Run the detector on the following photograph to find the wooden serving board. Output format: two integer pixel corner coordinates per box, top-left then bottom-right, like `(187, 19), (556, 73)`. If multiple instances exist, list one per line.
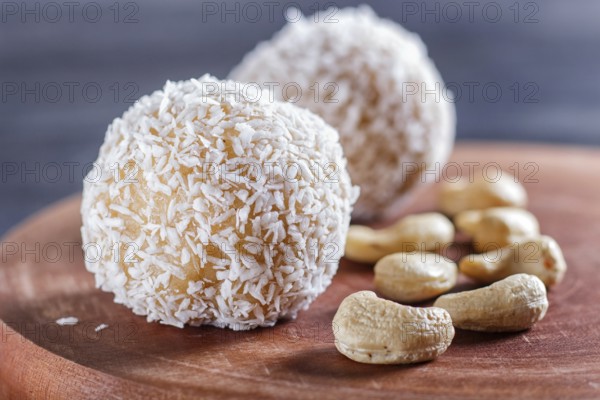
(1, 143), (600, 399)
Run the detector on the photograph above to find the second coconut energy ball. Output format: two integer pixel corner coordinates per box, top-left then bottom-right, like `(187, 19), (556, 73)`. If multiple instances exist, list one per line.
(231, 6), (456, 220)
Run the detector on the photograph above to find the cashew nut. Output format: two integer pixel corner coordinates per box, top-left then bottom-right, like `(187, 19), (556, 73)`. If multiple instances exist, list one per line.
(344, 213), (455, 264)
(333, 291), (455, 364)
(374, 252), (458, 303)
(459, 235), (567, 287)
(455, 207), (540, 252)
(433, 274), (548, 332)
(439, 173), (527, 217)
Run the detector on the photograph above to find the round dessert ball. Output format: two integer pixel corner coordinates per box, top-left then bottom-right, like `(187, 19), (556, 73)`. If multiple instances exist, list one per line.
(230, 6), (455, 220)
(81, 75), (358, 330)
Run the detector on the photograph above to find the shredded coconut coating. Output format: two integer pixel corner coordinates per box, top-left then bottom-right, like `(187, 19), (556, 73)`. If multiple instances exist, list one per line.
(81, 75), (358, 330)
(230, 6), (455, 220)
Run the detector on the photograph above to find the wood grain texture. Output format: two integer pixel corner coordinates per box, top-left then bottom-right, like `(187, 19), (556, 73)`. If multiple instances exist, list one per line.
(1, 143), (599, 399)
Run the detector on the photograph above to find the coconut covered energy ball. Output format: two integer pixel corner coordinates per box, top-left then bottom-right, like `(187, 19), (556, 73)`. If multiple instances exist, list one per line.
(230, 6), (455, 220)
(81, 75), (358, 330)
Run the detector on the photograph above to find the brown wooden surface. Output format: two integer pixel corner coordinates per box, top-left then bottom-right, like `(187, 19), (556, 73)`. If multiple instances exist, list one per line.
(1, 142), (600, 399)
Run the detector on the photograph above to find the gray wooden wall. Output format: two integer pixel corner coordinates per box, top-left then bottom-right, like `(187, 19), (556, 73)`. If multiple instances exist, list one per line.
(1, 0), (599, 234)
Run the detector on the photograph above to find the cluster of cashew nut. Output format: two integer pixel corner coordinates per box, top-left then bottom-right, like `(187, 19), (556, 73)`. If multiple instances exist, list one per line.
(333, 170), (567, 364)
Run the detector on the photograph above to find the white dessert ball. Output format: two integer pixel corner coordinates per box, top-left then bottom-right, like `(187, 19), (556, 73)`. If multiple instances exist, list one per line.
(81, 75), (358, 330)
(230, 6), (455, 220)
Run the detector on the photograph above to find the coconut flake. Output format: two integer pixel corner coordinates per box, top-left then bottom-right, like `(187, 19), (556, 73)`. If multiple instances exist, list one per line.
(56, 317), (79, 326)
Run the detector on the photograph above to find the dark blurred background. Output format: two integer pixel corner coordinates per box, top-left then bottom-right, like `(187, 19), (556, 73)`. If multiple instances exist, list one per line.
(1, 0), (598, 234)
